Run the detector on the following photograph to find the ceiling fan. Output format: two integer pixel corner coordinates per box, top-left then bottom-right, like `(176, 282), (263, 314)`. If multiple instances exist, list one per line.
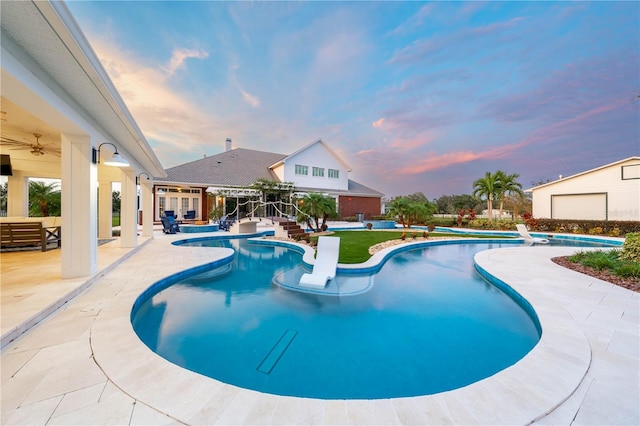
(0, 133), (61, 157)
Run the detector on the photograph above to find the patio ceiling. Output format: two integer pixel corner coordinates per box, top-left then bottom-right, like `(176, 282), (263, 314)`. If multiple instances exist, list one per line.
(0, 1), (166, 178)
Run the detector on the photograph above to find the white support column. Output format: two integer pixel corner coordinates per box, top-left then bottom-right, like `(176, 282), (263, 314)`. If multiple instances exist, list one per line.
(60, 133), (97, 278)
(141, 180), (153, 237)
(7, 171), (28, 217)
(120, 169), (137, 248)
(98, 179), (113, 239)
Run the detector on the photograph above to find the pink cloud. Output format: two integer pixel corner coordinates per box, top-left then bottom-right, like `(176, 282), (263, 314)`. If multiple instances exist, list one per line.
(390, 132), (436, 149)
(393, 142), (526, 175)
(372, 118), (384, 128)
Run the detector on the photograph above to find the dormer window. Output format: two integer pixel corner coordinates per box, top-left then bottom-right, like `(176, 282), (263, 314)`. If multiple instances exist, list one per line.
(328, 168), (339, 179)
(312, 167), (325, 177)
(295, 164), (308, 175)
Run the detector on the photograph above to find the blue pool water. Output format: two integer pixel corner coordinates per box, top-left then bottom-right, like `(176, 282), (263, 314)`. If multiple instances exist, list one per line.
(132, 238), (543, 399)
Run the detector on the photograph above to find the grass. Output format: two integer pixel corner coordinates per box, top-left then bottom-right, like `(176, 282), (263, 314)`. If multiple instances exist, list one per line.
(314, 230), (512, 264)
(568, 250), (640, 279)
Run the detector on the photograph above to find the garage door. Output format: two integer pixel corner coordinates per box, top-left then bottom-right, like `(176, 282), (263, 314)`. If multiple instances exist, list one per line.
(551, 193), (607, 220)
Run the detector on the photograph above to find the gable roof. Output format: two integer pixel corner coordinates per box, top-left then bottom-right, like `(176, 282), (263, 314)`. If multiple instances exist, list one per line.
(526, 156), (640, 192)
(157, 144), (384, 198)
(155, 148), (287, 187)
(269, 139), (352, 172)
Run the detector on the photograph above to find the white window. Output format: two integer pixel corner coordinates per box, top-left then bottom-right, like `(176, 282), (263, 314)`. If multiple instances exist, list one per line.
(312, 167), (325, 177)
(328, 169), (339, 179)
(158, 196), (166, 216)
(295, 164), (308, 175)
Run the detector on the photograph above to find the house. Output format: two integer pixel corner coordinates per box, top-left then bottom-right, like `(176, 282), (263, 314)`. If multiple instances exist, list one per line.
(1, 1), (166, 278)
(526, 157), (640, 221)
(153, 139), (383, 222)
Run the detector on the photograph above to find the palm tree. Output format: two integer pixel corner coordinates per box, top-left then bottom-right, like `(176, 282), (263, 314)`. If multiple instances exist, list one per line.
(297, 192), (336, 232)
(388, 196), (434, 228)
(29, 180), (60, 217)
(495, 171), (524, 219)
(472, 172), (498, 221)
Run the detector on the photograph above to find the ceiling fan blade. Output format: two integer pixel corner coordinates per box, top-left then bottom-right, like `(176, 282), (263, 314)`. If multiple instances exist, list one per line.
(1, 137), (30, 146)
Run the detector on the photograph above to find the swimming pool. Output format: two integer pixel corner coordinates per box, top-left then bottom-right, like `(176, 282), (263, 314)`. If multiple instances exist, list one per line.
(132, 237), (544, 399)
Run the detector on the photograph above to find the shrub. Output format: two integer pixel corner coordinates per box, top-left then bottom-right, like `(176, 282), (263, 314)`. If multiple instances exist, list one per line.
(588, 227), (603, 235)
(495, 219), (516, 230)
(614, 261), (640, 278)
(569, 249), (640, 279)
(427, 217), (457, 227)
(579, 250), (618, 271)
(534, 219), (640, 236)
(621, 232), (640, 262)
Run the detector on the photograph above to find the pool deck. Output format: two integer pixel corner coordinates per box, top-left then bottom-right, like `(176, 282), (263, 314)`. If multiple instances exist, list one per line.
(1, 229), (638, 425)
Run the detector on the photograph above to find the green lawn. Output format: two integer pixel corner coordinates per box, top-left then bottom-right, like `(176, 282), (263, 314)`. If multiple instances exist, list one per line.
(318, 230), (511, 264)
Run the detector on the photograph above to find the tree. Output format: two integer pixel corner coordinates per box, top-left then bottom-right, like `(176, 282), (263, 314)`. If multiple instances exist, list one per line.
(112, 191), (121, 213)
(297, 192), (336, 232)
(434, 194), (454, 214)
(388, 196), (435, 228)
(434, 194), (481, 214)
(503, 191), (532, 219)
(405, 192), (428, 203)
(451, 194), (480, 212)
(472, 172), (498, 221)
(29, 180), (61, 217)
(495, 171), (524, 219)
(0, 182), (7, 214)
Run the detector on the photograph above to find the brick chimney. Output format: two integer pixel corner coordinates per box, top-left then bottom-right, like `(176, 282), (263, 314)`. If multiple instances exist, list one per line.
(225, 138), (232, 152)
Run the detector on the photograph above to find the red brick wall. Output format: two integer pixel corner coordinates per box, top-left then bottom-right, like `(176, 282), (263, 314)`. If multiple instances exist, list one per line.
(338, 196), (381, 220)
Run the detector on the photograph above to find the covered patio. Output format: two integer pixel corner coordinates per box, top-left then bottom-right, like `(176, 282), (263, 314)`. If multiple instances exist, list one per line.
(1, 0), (165, 289)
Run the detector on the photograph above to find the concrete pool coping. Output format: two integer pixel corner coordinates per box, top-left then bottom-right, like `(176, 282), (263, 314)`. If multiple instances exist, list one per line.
(2, 231), (638, 424)
(90, 237), (620, 424)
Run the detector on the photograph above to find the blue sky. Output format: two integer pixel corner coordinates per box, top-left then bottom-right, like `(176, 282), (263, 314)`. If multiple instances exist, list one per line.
(66, 1), (639, 198)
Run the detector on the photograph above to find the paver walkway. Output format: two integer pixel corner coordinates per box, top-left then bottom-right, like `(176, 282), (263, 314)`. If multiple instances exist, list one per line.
(1, 233), (638, 425)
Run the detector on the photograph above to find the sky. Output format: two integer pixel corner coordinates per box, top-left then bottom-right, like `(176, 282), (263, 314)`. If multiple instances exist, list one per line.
(66, 1), (639, 198)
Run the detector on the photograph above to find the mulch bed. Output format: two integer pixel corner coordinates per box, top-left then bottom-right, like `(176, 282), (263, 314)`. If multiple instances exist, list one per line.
(551, 256), (640, 293)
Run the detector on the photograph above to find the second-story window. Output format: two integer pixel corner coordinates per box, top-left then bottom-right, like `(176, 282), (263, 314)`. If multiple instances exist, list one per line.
(312, 167), (325, 177)
(328, 168), (339, 179)
(295, 164), (308, 175)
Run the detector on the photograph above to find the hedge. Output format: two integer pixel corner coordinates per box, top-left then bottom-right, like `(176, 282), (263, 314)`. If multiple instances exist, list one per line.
(529, 219), (640, 237)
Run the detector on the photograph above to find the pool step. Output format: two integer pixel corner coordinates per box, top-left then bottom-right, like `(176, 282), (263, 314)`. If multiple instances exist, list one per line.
(257, 329), (298, 374)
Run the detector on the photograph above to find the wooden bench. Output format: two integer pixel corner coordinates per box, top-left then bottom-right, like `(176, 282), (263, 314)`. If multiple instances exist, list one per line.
(1, 222), (61, 252)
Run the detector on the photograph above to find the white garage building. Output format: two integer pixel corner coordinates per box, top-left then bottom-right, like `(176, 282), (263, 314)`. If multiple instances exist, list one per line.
(527, 157), (640, 221)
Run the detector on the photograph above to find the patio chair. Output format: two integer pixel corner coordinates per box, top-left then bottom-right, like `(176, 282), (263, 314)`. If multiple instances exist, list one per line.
(218, 214), (234, 231)
(161, 216), (180, 234)
(299, 236), (340, 289)
(516, 224), (549, 244)
(184, 210), (196, 220)
(164, 210), (175, 219)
